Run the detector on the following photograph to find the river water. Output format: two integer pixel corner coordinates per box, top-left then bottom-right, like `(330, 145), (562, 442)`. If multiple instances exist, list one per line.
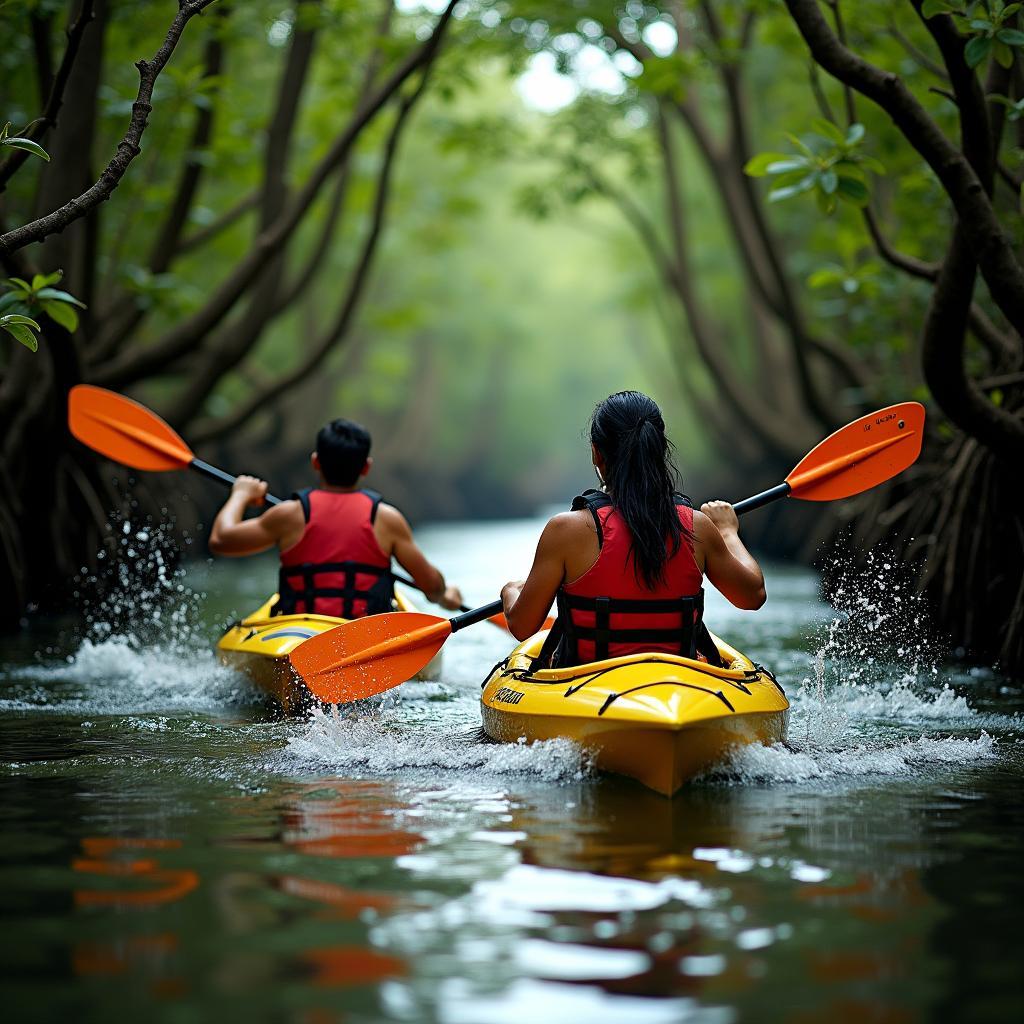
(1, 517), (1022, 1023)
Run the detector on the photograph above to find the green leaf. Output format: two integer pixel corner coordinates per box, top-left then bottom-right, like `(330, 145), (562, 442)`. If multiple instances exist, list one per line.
(744, 152), (790, 176)
(820, 169), (839, 194)
(921, 0), (959, 17)
(770, 168), (819, 188)
(836, 177), (870, 205)
(31, 274), (47, 291)
(0, 314), (41, 328)
(833, 159), (868, 182)
(0, 122), (8, 142)
(35, 287), (86, 307)
(2, 322), (38, 352)
(1003, 3), (1023, 17)
(811, 117), (845, 144)
(769, 175), (816, 202)
(996, 28), (1024, 44)
(968, 18), (994, 30)
(4, 277), (32, 293)
(845, 122), (865, 145)
(857, 154), (887, 175)
(765, 157), (813, 174)
(784, 132), (816, 157)
(41, 300), (78, 332)
(0, 292), (21, 313)
(807, 267), (845, 289)
(0, 136), (50, 161)
(965, 35), (993, 67)
(994, 39), (1014, 65)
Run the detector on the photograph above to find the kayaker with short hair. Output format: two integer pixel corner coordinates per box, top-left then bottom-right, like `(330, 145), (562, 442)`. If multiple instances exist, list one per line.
(500, 391), (765, 667)
(209, 418), (463, 617)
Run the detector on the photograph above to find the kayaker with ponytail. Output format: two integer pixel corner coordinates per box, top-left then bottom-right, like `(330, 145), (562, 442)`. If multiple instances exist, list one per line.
(209, 418), (463, 617)
(501, 391), (765, 667)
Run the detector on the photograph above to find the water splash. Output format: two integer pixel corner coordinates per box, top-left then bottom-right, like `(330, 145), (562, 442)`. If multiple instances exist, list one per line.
(3, 519), (255, 715)
(283, 707), (593, 785)
(794, 547), (959, 744)
(711, 732), (997, 784)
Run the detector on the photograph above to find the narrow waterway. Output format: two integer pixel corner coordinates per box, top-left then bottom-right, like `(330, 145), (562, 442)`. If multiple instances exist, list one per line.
(2, 517), (1021, 1023)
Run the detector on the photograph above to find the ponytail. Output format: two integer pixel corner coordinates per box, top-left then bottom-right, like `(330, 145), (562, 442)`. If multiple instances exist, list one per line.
(589, 391), (690, 589)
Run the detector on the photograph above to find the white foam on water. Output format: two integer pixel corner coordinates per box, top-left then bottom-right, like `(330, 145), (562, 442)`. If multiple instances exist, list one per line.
(709, 732), (997, 784)
(281, 707), (593, 784)
(1, 635), (255, 714)
(1, 520), (259, 716)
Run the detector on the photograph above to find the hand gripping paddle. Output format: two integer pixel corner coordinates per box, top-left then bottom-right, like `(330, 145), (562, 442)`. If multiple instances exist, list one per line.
(66, 384), (512, 626)
(289, 402), (926, 704)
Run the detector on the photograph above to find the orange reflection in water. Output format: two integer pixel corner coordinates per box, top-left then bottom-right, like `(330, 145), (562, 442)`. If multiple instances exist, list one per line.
(73, 837), (199, 908)
(302, 945), (406, 988)
(279, 781), (423, 860)
(279, 875), (396, 920)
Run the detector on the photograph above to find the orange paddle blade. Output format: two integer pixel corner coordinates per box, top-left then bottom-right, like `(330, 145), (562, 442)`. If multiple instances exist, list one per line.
(786, 402), (925, 502)
(289, 611), (452, 704)
(68, 385), (194, 472)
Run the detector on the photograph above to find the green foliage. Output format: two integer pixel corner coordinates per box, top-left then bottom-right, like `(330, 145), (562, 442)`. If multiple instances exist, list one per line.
(0, 119), (49, 161)
(0, 312), (41, 351)
(745, 120), (886, 215)
(921, 0), (1024, 68)
(0, 271), (87, 342)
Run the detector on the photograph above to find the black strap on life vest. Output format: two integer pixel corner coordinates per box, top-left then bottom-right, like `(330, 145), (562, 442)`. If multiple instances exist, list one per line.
(535, 489), (721, 668)
(553, 587), (706, 664)
(572, 488), (694, 549)
(274, 561), (395, 618)
(273, 487), (394, 617)
(293, 487), (384, 523)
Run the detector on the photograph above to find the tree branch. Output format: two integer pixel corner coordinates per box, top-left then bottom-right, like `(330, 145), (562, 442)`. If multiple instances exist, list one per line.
(782, 0), (1024, 339)
(0, 1), (97, 193)
(174, 189), (258, 254)
(147, 5), (228, 273)
(886, 22), (948, 80)
(92, 0), (457, 390)
(0, 0), (217, 252)
(189, 70), (424, 443)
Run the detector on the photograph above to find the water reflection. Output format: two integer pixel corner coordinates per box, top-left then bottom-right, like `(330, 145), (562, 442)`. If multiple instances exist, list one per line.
(73, 837), (199, 908)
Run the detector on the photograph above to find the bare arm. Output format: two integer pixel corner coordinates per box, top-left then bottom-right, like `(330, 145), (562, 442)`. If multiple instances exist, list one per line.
(208, 476), (300, 556)
(696, 502), (766, 610)
(501, 514), (575, 641)
(377, 504), (462, 610)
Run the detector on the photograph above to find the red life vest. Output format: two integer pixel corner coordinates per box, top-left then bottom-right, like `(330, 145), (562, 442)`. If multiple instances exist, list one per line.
(552, 490), (705, 666)
(274, 488), (394, 618)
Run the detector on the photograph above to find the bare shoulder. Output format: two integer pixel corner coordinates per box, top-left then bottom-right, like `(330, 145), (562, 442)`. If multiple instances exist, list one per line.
(691, 509), (721, 545)
(542, 510), (594, 544)
(376, 502), (412, 536)
(262, 498), (303, 525)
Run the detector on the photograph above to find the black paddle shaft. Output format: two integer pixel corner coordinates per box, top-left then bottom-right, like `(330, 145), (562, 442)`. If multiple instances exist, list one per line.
(732, 481), (792, 516)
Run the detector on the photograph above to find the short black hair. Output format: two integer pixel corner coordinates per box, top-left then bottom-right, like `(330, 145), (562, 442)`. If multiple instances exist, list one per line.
(316, 418), (371, 485)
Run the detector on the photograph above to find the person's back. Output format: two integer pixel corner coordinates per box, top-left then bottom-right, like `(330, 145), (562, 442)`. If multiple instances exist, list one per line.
(500, 391), (766, 667)
(208, 418), (462, 617)
(555, 489), (703, 664)
(276, 487), (393, 618)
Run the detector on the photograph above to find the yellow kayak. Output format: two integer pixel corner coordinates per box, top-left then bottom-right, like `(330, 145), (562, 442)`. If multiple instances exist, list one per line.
(217, 592), (439, 714)
(480, 630), (788, 796)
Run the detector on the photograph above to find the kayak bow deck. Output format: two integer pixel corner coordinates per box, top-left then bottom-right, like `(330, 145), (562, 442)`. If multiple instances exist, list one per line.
(218, 592), (439, 713)
(480, 630), (789, 796)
